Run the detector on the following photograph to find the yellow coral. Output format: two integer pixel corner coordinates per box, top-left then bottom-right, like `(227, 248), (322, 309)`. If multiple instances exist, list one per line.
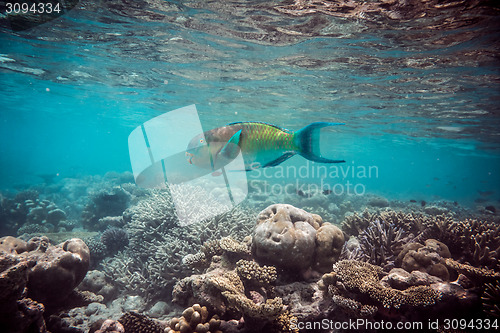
(236, 259), (277, 285)
(166, 304), (222, 333)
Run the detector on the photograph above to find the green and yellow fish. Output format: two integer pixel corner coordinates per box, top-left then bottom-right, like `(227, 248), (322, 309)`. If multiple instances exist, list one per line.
(186, 121), (345, 171)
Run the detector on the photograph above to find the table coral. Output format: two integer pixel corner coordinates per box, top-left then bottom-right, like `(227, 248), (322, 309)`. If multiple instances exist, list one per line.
(323, 260), (442, 309)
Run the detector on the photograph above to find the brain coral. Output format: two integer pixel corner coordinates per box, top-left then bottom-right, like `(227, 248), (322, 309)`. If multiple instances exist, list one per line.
(252, 204), (344, 271)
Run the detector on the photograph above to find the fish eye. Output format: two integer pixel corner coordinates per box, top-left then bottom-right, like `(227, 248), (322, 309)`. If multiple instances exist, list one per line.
(199, 139), (204, 143)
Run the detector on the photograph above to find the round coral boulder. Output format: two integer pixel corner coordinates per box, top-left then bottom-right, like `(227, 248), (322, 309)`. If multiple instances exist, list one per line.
(23, 238), (90, 304)
(314, 222), (345, 273)
(252, 204), (319, 270)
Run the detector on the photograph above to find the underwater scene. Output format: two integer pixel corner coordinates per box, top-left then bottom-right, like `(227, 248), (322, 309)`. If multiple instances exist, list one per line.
(1, 0), (500, 332)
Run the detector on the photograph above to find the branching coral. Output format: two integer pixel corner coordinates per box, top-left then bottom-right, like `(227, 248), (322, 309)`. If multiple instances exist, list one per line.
(174, 260), (286, 331)
(442, 219), (500, 270)
(358, 219), (406, 266)
(103, 184), (256, 305)
(118, 311), (164, 333)
(101, 227), (129, 254)
(482, 282), (500, 318)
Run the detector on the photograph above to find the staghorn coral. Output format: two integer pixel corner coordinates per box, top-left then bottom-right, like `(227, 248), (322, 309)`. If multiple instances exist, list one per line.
(322, 260), (442, 309)
(118, 311), (164, 333)
(482, 282), (500, 318)
(166, 304), (222, 333)
(358, 219), (406, 267)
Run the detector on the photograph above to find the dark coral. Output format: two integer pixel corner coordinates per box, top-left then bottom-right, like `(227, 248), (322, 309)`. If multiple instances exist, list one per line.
(358, 219), (406, 267)
(119, 311), (164, 333)
(320, 260), (442, 310)
(482, 282), (500, 318)
(100, 227), (129, 254)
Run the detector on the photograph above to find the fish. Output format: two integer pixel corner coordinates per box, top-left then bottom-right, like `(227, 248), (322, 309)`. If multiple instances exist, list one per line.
(185, 121), (345, 171)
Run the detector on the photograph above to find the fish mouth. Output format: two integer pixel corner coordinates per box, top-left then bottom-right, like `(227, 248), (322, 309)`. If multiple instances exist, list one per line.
(186, 152), (194, 164)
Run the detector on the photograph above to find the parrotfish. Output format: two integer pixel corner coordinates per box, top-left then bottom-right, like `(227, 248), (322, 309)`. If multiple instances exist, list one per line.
(186, 121), (344, 171)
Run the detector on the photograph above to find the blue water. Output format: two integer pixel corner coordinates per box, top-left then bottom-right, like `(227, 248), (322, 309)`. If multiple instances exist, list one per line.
(1, 0), (499, 207)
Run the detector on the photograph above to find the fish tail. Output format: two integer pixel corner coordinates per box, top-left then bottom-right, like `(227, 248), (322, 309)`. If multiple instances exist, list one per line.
(295, 122), (345, 163)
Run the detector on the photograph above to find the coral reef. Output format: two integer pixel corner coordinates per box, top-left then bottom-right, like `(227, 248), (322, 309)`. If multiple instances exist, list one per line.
(0, 235), (90, 307)
(173, 257), (287, 332)
(252, 204), (344, 272)
(441, 219), (500, 270)
(482, 282), (500, 318)
(24, 237), (90, 305)
(103, 188), (256, 304)
(357, 218), (406, 267)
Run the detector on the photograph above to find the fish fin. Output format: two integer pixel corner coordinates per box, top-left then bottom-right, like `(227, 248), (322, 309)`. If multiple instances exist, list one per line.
(219, 129), (242, 159)
(262, 152), (296, 168)
(295, 122), (345, 163)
